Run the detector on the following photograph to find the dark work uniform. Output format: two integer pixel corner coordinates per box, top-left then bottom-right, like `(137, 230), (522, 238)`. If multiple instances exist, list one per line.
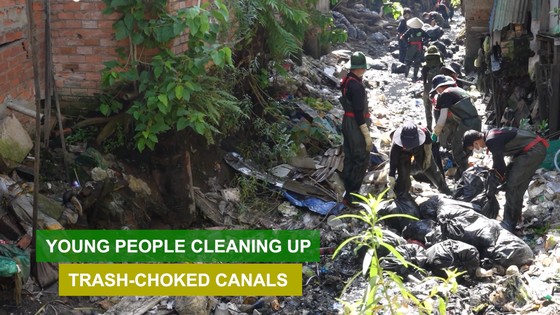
(427, 11), (449, 29)
(339, 73), (370, 202)
(435, 87), (481, 176)
(421, 55), (443, 130)
(402, 28), (431, 79)
(397, 17), (409, 63)
(485, 128), (548, 230)
(389, 127), (450, 195)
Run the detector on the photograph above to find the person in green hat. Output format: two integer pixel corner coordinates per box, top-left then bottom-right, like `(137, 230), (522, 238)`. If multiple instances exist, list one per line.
(420, 45), (444, 131)
(339, 51), (373, 207)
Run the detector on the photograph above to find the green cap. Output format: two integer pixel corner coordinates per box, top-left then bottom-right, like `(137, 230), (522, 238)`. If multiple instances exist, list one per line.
(347, 52), (367, 69)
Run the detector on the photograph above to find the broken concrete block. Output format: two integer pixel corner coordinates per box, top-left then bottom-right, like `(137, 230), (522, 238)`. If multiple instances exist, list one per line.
(0, 115), (32, 172)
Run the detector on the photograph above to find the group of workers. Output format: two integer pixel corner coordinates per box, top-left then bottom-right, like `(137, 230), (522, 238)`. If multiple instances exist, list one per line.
(338, 4), (548, 234)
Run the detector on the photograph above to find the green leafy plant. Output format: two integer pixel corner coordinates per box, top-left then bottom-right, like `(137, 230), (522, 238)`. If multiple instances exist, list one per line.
(65, 126), (97, 145)
(100, 0), (244, 151)
(334, 191), (464, 314)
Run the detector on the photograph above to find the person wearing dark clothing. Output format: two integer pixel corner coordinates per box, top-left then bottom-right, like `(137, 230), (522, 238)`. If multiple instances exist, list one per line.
(421, 46), (444, 131)
(397, 8), (413, 63)
(440, 64), (464, 88)
(387, 121), (451, 197)
(431, 75), (481, 178)
(435, 3), (450, 24)
(463, 128), (548, 233)
(339, 52), (372, 206)
(401, 17), (430, 81)
(423, 11), (449, 29)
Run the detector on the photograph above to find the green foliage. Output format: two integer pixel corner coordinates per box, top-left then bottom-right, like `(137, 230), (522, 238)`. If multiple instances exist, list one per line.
(315, 13), (347, 46)
(382, 2), (404, 20)
(100, 0), (244, 151)
(65, 127), (97, 145)
(334, 191), (464, 314)
(102, 123), (127, 153)
(519, 118), (548, 136)
(450, 0), (462, 8)
(230, 0), (308, 62)
(231, 174), (280, 214)
(240, 116), (297, 169)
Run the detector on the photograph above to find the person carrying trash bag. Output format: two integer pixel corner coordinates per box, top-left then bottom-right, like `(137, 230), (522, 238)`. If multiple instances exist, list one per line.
(401, 17), (430, 81)
(462, 127), (548, 234)
(431, 74), (481, 179)
(339, 51), (373, 207)
(387, 121), (452, 198)
(421, 45), (444, 131)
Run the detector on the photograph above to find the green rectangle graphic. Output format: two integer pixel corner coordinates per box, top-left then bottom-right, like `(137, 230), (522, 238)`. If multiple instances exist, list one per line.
(36, 230), (320, 263)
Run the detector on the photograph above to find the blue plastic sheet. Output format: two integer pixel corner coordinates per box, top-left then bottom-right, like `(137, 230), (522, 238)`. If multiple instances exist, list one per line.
(282, 190), (345, 215)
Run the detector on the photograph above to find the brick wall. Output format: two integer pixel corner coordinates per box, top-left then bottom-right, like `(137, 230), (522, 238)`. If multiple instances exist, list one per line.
(1, 0), (207, 110)
(0, 0), (39, 104)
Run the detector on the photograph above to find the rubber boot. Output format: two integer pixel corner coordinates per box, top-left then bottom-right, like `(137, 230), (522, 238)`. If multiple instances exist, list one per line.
(404, 65), (410, 78)
(412, 67), (419, 81)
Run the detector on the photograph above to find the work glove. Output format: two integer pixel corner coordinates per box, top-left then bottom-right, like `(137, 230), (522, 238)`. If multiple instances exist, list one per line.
(433, 124), (443, 137)
(431, 132), (438, 142)
(423, 143), (432, 170)
(386, 176), (396, 199)
(360, 124), (373, 152)
(488, 169), (506, 191)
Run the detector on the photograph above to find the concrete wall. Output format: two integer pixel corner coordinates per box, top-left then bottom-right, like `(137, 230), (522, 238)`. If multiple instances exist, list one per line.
(463, 0), (494, 72)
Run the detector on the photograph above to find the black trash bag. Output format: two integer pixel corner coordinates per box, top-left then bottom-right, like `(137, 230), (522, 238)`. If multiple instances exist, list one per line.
(420, 195), (482, 220)
(470, 171), (501, 219)
(425, 240), (480, 277)
(380, 244), (427, 279)
(357, 228), (407, 260)
(425, 225), (444, 247)
(426, 26), (444, 41)
(378, 195), (421, 233)
(402, 219), (436, 244)
(438, 205), (501, 252)
(377, 229), (407, 258)
(418, 195), (440, 220)
(453, 166), (488, 201)
(484, 227), (534, 267)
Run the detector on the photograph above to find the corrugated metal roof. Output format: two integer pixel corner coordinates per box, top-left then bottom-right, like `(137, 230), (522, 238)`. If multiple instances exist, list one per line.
(490, 0), (530, 31)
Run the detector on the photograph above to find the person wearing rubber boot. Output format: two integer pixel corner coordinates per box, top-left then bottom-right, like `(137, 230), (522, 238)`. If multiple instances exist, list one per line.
(463, 128), (548, 234)
(431, 75), (481, 179)
(397, 7), (413, 63)
(387, 121), (452, 198)
(339, 52), (373, 207)
(421, 45), (444, 131)
(401, 17), (430, 81)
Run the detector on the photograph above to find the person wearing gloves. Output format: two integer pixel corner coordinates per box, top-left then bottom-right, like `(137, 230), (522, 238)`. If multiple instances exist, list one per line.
(463, 128), (548, 233)
(401, 17), (430, 81)
(421, 45), (444, 131)
(431, 75), (481, 179)
(339, 51), (372, 207)
(387, 121), (452, 198)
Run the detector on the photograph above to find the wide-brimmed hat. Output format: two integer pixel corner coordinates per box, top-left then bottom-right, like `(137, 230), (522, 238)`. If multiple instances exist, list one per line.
(345, 51), (374, 69)
(430, 74), (456, 93)
(407, 17), (424, 29)
(440, 64), (457, 76)
(393, 121), (425, 150)
(426, 45), (440, 56)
